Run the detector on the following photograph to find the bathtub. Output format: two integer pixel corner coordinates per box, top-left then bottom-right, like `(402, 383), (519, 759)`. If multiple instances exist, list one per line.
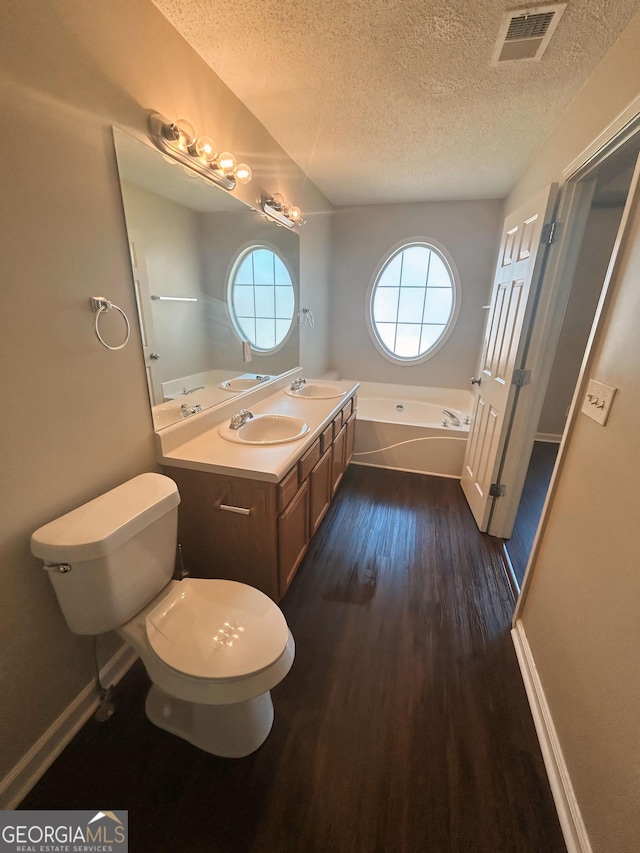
(349, 381), (473, 479)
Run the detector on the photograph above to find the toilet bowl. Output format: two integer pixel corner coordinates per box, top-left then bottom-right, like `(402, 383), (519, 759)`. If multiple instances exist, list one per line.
(118, 577), (295, 756)
(31, 473), (294, 758)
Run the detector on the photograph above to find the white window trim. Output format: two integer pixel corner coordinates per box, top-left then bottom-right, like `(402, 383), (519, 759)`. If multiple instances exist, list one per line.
(227, 241), (298, 357)
(365, 236), (461, 365)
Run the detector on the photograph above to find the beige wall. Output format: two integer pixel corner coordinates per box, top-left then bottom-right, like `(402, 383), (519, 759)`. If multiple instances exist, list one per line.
(0, 0), (331, 798)
(509, 10), (640, 852)
(328, 201), (503, 388)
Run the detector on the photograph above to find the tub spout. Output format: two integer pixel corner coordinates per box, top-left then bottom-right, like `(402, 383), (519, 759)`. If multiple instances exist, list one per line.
(442, 409), (461, 427)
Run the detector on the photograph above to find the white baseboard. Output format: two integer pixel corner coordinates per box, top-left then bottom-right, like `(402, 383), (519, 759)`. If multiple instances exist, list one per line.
(535, 432), (563, 443)
(511, 621), (592, 853)
(0, 644), (138, 810)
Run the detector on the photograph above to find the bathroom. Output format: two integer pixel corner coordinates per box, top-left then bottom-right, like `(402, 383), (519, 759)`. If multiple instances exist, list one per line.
(2, 2), (640, 851)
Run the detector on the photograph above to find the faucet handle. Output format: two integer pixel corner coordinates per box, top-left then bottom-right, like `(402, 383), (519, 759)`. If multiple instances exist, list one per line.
(230, 409), (254, 429)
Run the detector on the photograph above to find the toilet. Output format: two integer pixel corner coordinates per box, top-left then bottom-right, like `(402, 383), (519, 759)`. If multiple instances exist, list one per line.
(30, 473), (295, 758)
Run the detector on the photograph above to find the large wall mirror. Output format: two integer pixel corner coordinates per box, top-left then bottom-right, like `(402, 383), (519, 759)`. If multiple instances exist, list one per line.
(112, 127), (300, 430)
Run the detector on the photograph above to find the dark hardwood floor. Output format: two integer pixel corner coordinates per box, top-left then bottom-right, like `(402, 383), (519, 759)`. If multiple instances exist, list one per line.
(506, 441), (560, 587)
(20, 466), (565, 853)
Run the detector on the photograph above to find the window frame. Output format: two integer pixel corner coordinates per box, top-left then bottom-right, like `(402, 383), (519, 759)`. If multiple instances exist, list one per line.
(365, 237), (461, 365)
(227, 241), (297, 356)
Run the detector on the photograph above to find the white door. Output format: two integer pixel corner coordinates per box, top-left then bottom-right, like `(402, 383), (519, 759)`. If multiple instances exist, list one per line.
(129, 234), (163, 406)
(461, 185), (557, 531)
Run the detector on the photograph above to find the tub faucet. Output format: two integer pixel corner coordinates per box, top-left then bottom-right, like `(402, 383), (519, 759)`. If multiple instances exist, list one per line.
(290, 377), (307, 391)
(183, 385), (205, 395)
(230, 409), (254, 430)
(442, 409), (461, 427)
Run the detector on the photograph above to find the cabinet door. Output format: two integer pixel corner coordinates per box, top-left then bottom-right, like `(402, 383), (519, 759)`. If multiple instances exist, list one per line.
(345, 411), (356, 467)
(165, 466), (279, 601)
(309, 447), (332, 536)
(278, 479), (310, 596)
(331, 425), (347, 496)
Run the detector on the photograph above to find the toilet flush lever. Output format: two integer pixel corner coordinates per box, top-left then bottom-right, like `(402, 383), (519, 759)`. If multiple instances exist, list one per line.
(42, 562), (72, 573)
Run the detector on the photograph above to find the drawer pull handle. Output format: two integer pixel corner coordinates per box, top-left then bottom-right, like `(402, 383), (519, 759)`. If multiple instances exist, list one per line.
(217, 503), (253, 516)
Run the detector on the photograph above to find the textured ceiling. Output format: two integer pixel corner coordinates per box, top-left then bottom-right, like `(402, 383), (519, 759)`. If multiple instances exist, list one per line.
(151, 0), (640, 206)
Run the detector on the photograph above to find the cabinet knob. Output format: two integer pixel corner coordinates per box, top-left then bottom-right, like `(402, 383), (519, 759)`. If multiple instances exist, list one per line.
(150, 352), (161, 360)
(471, 376), (482, 386)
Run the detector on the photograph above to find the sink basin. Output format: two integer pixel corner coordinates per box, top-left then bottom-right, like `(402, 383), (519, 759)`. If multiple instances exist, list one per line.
(284, 382), (346, 400)
(219, 414), (309, 445)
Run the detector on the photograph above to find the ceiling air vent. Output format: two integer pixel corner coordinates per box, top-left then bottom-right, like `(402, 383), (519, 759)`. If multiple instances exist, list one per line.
(491, 4), (567, 65)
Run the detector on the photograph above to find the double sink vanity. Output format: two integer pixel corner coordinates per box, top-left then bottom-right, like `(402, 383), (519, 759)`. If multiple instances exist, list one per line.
(156, 370), (359, 602)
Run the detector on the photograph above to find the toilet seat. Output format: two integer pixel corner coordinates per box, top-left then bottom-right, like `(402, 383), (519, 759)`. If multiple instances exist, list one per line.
(145, 578), (289, 680)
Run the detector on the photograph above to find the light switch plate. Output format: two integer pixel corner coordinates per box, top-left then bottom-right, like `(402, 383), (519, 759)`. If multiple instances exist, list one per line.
(581, 378), (617, 426)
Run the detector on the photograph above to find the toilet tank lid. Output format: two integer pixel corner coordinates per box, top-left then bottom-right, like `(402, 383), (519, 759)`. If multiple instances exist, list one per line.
(31, 473), (180, 563)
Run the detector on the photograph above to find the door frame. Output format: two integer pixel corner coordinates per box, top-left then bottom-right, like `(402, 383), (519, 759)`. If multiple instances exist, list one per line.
(488, 94), (640, 539)
(511, 94), (640, 616)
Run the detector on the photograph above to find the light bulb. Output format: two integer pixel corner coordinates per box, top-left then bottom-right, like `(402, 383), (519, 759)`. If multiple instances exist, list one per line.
(215, 151), (236, 174)
(234, 163), (252, 184)
(173, 118), (196, 152)
(195, 135), (217, 163)
(270, 193), (285, 210)
(288, 205), (302, 222)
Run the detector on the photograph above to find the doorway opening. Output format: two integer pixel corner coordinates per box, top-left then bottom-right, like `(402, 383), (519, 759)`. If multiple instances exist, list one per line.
(504, 137), (640, 588)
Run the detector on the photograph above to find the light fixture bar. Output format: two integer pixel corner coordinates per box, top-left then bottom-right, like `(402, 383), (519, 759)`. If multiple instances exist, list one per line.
(261, 198), (296, 228)
(148, 112), (236, 191)
(151, 295), (198, 302)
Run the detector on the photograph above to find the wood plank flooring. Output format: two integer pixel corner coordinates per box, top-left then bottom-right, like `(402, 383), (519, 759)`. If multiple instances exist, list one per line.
(20, 466), (565, 853)
(506, 441), (560, 587)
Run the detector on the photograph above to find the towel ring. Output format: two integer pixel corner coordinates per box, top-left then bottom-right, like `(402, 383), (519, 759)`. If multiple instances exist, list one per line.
(90, 296), (131, 351)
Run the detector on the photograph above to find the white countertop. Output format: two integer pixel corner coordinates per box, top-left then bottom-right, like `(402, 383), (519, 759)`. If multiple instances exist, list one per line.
(158, 378), (359, 483)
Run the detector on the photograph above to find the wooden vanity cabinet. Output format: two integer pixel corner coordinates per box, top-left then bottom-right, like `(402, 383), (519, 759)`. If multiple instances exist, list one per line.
(345, 410), (356, 466)
(165, 466), (281, 600)
(278, 479), (309, 592)
(163, 395), (357, 602)
(309, 447), (332, 536)
(331, 424), (347, 496)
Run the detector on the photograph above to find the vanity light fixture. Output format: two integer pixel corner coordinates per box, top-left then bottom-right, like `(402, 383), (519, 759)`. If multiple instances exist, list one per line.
(148, 112), (252, 192)
(261, 193), (305, 228)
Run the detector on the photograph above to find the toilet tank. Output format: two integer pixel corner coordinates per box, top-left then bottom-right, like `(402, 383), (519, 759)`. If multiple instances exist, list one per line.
(31, 473), (180, 635)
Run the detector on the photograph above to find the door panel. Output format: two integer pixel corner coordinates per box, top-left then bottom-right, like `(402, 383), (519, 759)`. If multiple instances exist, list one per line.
(461, 185), (557, 531)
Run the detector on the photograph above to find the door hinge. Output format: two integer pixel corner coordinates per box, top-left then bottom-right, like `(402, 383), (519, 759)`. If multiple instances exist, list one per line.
(489, 483), (506, 498)
(541, 220), (560, 245)
(512, 368), (532, 387)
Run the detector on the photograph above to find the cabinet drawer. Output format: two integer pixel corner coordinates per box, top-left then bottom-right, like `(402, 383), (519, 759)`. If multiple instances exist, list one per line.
(277, 466), (299, 511)
(299, 438), (321, 483)
(320, 422), (334, 454)
(333, 411), (343, 433)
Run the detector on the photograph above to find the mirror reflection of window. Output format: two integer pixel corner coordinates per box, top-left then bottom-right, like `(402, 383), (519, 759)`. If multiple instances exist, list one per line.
(229, 245), (296, 352)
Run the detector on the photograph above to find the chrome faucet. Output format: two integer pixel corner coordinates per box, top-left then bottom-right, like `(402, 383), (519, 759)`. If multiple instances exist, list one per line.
(290, 377), (307, 391)
(442, 409), (461, 427)
(229, 409), (254, 430)
(255, 374), (271, 383)
(183, 385), (205, 395)
(181, 403), (203, 418)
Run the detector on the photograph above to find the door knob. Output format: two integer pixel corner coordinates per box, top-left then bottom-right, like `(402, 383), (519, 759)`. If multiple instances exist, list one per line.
(471, 376), (481, 386)
(150, 352), (160, 360)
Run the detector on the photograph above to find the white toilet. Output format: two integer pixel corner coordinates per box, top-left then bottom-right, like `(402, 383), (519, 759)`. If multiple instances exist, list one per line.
(30, 473), (295, 758)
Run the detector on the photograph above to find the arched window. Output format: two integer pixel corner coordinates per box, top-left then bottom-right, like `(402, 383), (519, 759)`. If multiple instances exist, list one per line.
(228, 245), (295, 352)
(368, 241), (459, 363)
